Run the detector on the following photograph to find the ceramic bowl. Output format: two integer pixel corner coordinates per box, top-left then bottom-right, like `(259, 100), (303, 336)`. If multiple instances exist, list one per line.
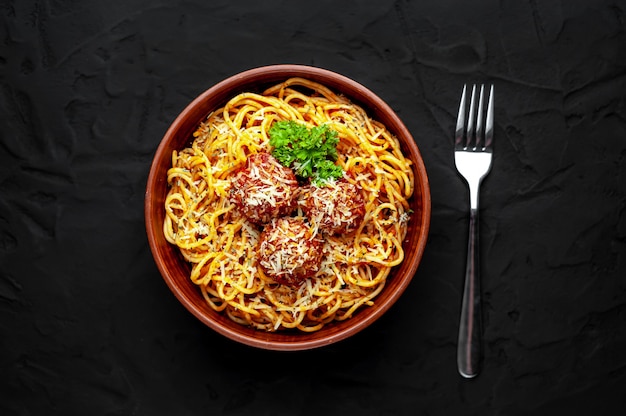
(145, 64), (431, 350)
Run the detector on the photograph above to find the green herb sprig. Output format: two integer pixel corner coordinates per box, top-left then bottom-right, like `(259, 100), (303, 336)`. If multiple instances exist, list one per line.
(268, 120), (343, 185)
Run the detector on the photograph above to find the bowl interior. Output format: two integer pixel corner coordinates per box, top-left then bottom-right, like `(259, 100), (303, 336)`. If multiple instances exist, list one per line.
(145, 65), (431, 350)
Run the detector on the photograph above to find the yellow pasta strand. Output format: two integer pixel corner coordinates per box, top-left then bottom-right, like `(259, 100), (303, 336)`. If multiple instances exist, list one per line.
(163, 78), (414, 332)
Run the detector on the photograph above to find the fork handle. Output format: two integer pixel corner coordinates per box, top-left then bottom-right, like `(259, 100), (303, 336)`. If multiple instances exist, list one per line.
(457, 207), (482, 378)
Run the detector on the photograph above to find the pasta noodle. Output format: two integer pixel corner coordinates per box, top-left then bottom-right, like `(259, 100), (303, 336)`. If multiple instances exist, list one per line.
(163, 78), (414, 332)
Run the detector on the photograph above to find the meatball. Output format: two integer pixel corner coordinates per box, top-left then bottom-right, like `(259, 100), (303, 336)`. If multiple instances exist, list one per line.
(299, 179), (366, 235)
(229, 153), (299, 225)
(257, 217), (324, 287)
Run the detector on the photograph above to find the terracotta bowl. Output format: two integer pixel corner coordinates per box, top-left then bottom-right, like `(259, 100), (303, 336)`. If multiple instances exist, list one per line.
(145, 64), (431, 350)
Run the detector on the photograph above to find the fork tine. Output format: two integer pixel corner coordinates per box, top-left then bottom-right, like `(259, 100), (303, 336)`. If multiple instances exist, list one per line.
(455, 84), (467, 149)
(475, 85), (486, 149)
(484, 85), (494, 150)
(466, 85), (478, 149)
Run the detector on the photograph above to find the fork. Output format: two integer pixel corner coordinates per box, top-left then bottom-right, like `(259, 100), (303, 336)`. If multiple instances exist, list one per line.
(454, 84), (494, 378)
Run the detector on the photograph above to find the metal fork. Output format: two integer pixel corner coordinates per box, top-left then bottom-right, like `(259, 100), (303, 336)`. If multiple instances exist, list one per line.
(454, 84), (494, 378)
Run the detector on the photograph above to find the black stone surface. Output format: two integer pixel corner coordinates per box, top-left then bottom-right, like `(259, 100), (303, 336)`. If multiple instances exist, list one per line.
(1, 0), (625, 414)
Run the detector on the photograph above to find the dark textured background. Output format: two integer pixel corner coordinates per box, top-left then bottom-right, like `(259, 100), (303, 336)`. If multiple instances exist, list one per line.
(1, 0), (625, 414)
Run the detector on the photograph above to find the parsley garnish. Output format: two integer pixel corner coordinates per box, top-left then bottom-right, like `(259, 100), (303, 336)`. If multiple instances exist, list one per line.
(269, 120), (343, 185)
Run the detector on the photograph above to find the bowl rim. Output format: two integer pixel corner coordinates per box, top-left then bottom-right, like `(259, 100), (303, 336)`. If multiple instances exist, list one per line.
(145, 64), (431, 350)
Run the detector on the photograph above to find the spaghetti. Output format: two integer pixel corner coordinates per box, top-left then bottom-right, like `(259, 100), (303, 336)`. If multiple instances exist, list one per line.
(163, 78), (414, 332)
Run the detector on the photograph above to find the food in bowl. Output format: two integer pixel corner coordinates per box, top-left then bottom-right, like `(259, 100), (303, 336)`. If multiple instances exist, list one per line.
(161, 77), (415, 332)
